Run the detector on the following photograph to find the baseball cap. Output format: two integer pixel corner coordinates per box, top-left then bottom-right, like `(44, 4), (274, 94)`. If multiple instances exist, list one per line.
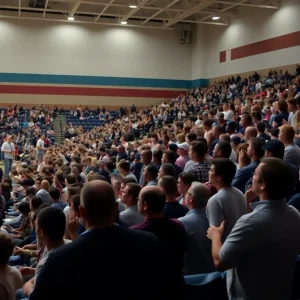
(230, 135), (241, 145)
(263, 139), (284, 158)
(177, 142), (189, 152)
(135, 153), (141, 160)
(168, 143), (178, 152)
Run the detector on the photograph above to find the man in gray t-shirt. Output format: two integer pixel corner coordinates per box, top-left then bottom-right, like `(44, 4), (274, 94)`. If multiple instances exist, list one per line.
(207, 159), (247, 241)
(208, 158), (300, 300)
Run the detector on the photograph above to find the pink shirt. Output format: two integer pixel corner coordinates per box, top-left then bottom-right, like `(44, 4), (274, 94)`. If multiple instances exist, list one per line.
(176, 155), (190, 170)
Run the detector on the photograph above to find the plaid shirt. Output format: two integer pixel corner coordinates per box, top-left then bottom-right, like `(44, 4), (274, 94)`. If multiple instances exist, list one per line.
(189, 161), (210, 183)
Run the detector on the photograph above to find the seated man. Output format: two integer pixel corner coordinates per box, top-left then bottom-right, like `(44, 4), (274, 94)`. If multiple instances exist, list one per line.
(16, 207), (70, 299)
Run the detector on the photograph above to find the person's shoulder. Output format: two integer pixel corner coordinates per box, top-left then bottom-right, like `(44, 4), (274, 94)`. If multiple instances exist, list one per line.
(168, 218), (186, 231)
(229, 186), (246, 198)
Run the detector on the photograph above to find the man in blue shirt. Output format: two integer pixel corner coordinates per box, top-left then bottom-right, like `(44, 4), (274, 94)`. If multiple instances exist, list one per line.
(232, 138), (265, 193)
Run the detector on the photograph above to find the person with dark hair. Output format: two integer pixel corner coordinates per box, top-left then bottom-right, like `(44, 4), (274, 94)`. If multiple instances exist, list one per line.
(186, 133), (197, 143)
(177, 172), (196, 204)
(208, 158), (300, 300)
(162, 150), (182, 177)
(50, 187), (67, 211)
(157, 163), (176, 180)
(120, 183), (144, 226)
(0, 234), (23, 300)
(207, 158), (246, 241)
(188, 141), (210, 183)
(131, 186), (187, 296)
(209, 125), (222, 156)
(213, 140), (232, 159)
(17, 207), (68, 299)
(117, 159), (137, 183)
(262, 139), (299, 199)
(10, 201), (32, 246)
(158, 176), (188, 219)
(256, 121), (270, 141)
(144, 164), (158, 186)
(232, 138), (265, 193)
(30, 180), (180, 300)
(139, 150), (153, 186)
(152, 150), (163, 170)
(178, 182), (215, 275)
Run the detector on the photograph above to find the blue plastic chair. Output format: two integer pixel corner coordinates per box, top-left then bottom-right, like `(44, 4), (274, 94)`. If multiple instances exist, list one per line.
(8, 255), (21, 266)
(184, 271), (228, 300)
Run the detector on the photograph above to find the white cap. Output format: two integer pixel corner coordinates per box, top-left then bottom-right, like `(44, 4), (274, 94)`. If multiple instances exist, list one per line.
(177, 142), (189, 152)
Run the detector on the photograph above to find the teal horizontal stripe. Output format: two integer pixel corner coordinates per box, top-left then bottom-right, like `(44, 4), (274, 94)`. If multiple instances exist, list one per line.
(0, 73), (209, 89)
(0, 73), (190, 89)
(191, 78), (209, 88)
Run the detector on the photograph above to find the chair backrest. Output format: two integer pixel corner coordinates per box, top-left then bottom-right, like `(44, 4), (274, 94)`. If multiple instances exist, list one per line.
(184, 271), (228, 300)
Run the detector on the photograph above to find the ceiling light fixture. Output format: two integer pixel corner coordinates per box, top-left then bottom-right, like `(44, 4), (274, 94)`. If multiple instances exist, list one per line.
(68, 16), (74, 21)
(129, 5), (137, 8)
(212, 16), (220, 20)
(121, 21), (128, 25)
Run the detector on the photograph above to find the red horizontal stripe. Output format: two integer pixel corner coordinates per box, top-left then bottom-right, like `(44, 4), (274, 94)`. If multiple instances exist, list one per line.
(231, 31), (300, 61)
(220, 51), (226, 63)
(0, 85), (185, 98)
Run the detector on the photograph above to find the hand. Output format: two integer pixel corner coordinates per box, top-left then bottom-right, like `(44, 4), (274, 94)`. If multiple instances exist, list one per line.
(67, 209), (79, 236)
(23, 280), (34, 296)
(207, 221), (225, 240)
(245, 186), (257, 203)
(14, 246), (25, 255)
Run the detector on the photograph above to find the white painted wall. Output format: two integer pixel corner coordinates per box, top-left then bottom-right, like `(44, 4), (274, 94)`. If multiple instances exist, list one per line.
(0, 19), (192, 80)
(192, 0), (300, 79)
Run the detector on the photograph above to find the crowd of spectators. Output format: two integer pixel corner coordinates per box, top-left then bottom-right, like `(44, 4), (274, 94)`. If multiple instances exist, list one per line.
(0, 65), (300, 300)
(0, 105), (55, 164)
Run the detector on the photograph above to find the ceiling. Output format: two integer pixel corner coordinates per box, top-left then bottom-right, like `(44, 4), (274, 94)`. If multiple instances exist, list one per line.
(0, 0), (280, 29)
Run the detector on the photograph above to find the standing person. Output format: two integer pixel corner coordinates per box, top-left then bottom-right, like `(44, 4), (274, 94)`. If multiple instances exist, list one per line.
(36, 135), (46, 164)
(1, 135), (15, 176)
(29, 181), (178, 300)
(207, 158), (300, 300)
(207, 158), (247, 241)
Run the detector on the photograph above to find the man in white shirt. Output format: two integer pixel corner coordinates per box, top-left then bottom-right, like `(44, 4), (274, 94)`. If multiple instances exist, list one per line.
(1, 135), (15, 176)
(36, 134), (46, 164)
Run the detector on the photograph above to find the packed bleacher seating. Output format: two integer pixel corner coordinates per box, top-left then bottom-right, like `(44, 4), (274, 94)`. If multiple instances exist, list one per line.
(0, 65), (300, 300)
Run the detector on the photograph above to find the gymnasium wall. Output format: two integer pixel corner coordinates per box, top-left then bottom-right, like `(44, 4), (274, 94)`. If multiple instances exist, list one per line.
(0, 19), (200, 108)
(193, 0), (300, 80)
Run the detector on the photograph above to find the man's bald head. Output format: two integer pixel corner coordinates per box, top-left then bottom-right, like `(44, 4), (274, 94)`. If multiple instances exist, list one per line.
(80, 180), (116, 226)
(188, 182), (210, 209)
(245, 126), (257, 141)
(139, 186), (166, 214)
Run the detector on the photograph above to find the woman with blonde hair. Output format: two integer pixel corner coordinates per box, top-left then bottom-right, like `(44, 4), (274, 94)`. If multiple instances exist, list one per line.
(36, 180), (51, 204)
(176, 133), (185, 144)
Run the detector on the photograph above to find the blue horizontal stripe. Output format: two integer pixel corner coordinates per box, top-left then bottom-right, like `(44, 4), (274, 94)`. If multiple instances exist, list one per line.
(191, 78), (209, 88)
(0, 73), (208, 89)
